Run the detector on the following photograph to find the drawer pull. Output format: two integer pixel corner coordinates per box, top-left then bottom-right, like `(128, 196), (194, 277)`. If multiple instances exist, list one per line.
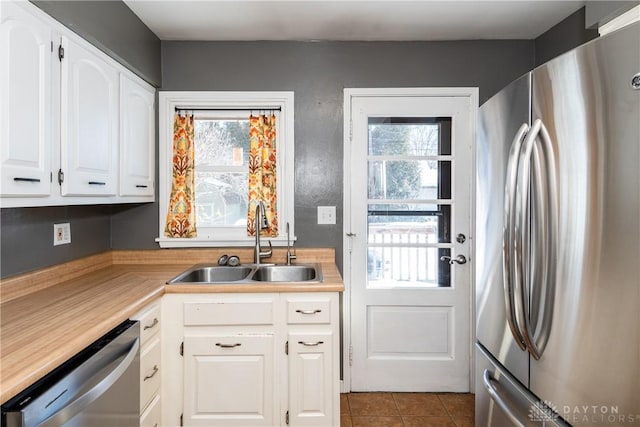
(136, 184), (148, 188)
(296, 309), (322, 314)
(216, 343), (242, 348)
(143, 318), (159, 330)
(14, 177), (41, 183)
(298, 341), (324, 347)
(88, 181), (106, 185)
(143, 365), (159, 381)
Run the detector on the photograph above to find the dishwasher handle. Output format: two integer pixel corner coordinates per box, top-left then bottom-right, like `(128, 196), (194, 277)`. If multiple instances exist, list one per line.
(37, 337), (140, 427)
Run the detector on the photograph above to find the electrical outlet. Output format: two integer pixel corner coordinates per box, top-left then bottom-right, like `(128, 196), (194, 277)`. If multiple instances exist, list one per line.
(53, 223), (71, 246)
(317, 206), (336, 225)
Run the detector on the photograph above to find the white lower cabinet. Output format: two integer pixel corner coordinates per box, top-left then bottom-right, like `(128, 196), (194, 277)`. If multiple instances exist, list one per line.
(287, 332), (335, 426)
(140, 395), (161, 427)
(162, 292), (339, 427)
(183, 334), (276, 426)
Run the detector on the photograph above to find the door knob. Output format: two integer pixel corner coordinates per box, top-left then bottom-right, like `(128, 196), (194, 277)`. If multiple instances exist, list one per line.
(440, 255), (467, 265)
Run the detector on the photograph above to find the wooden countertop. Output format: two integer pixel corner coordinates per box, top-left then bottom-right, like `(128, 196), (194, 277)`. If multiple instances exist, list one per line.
(0, 248), (343, 404)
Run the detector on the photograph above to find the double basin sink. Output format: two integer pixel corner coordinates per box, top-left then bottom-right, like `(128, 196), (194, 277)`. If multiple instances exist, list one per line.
(167, 263), (323, 284)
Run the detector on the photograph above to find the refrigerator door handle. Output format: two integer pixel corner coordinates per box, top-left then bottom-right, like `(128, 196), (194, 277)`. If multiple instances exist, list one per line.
(515, 119), (558, 360)
(503, 123), (529, 350)
(529, 120), (558, 358)
(482, 369), (527, 427)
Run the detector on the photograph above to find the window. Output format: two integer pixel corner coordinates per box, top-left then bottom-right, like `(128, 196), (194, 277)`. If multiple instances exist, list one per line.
(366, 117), (453, 287)
(157, 92), (294, 247)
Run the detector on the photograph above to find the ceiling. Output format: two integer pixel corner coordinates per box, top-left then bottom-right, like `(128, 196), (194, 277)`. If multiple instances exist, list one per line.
(123, 1), (585, 42)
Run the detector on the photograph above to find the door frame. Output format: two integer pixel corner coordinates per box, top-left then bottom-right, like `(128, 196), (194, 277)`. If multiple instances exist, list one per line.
(342, 87), (478, 393)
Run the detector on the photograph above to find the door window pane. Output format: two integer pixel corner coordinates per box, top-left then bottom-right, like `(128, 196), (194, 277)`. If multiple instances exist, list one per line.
(368, 160), (451, 200)
(367, 204), (451, 244)
(368, 117), (451, 156)
(367, 247), (451, 288)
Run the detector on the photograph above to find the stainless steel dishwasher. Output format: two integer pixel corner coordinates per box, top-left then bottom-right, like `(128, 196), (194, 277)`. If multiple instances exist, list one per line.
(2, 320), (140, 427)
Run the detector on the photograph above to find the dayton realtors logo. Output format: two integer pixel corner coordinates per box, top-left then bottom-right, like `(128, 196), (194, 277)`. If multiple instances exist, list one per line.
(529, 400), (560, 423)
(529, 400), (640, 425)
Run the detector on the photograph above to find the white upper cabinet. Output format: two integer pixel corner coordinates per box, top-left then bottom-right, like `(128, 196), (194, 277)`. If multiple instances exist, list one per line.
(0, 1), (53, 197)
(60, 35), (119, 196)
(119, 73), (154, 196)
(0, 1), (155, 207)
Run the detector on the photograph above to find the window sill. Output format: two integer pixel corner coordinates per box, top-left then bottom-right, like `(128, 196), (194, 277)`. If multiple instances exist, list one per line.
(156, 236), (294, 248)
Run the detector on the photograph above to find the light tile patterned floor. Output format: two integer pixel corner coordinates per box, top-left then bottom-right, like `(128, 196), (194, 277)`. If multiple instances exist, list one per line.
(340, 393), (475, 427)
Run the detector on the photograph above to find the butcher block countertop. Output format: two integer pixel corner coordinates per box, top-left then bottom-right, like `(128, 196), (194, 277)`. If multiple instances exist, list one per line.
(0, 248), (343, 404)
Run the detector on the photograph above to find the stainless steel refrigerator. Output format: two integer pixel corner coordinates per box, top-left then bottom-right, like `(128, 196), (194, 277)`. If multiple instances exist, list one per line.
(475, 21), (640, 426)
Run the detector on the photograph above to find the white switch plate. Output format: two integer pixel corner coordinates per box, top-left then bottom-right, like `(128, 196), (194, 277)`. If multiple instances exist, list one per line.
(53, 223), (71, 246)
(317, 206), (336, 225)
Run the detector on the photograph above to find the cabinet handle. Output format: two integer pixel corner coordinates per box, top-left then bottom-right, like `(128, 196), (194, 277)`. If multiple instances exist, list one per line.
(143, 318), (159, 330)
(296, 309), (322, 314)
(298, 341), (324, 346)
(143, 365), (159, 381)
(216, 343), (242, 348)
(13, 177), (41, 183)
(136, 184), (148, 188)
(88, 181), (106, 185)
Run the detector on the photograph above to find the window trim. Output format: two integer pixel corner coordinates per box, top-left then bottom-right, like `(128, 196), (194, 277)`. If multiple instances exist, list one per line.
(156, 91), (295, 247)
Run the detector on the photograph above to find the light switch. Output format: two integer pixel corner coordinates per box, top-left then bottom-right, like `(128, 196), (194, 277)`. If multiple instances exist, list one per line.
(317, 206), (336, 225)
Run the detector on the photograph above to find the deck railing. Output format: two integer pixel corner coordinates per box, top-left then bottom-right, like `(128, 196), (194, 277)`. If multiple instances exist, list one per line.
(367, 223), (444, 285)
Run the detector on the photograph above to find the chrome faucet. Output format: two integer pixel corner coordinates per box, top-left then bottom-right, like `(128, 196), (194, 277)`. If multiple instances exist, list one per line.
(286, 222), (296, 265)
(254, 201), (272, 265)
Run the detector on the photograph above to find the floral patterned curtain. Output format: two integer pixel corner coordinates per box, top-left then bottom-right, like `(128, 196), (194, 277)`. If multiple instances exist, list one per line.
(164, 113), (197, 238)
(247, 114), (278, 237)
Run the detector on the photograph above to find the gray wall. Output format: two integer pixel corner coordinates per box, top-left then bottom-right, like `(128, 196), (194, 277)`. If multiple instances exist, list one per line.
(1, 206), (111, 277)
(534, 7), (599, 67)
(31, 0), (161, 86)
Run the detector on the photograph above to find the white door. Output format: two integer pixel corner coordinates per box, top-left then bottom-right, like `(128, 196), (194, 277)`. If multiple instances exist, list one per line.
(0, 1), (53, 197)
(346, 89), (476, 392)
(60, 34), (118, 196)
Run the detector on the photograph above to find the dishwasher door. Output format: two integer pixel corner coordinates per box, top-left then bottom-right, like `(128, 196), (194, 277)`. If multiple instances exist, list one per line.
(2, 320), (140, 427)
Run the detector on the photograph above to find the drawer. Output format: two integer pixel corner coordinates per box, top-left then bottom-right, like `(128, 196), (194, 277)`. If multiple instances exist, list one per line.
(133, 302), (161, 345)
(140, 394), (161, 427)
(184, 298), (275, 326)
(140, 336), (161, 413)
(286, 297), (331, 324)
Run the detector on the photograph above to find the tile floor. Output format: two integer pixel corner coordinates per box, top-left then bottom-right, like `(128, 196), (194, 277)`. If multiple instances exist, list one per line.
(340, 392), (475, 427)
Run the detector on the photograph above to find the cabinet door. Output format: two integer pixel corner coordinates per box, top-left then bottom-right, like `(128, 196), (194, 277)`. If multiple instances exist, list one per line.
(183, 334), (275, 426)
(0, 2), (53, 197)
(119, 73), (154, 196)
(288, 332), (334, 426)
(60, 35), (118, 196)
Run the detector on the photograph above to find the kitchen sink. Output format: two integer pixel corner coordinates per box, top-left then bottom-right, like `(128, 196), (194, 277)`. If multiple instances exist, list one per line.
(251, 265), (320, 282)
(168, 265), (253, 284)
(167, 263), (323, 284)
